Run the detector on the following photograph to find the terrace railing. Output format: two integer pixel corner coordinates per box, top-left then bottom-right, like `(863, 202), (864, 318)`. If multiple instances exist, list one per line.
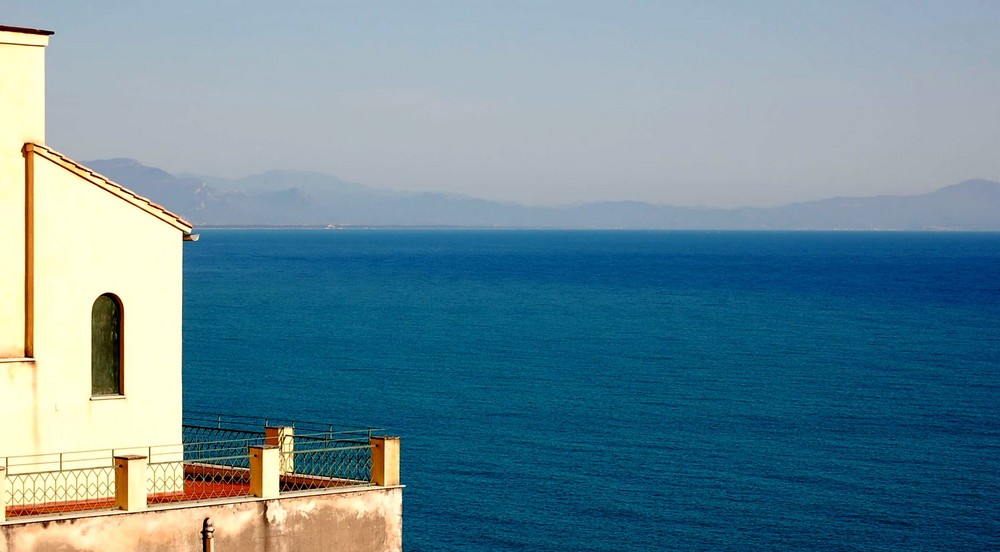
(1, 413), (399, 522)
(1, 451), (117, 517)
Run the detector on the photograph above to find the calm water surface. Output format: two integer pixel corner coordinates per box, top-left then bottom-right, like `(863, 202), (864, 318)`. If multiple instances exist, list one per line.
(182, 230), (1000, 550)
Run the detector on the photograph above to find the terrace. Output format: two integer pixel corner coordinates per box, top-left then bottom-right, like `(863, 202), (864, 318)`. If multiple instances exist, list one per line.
(0, 412), (400, 521)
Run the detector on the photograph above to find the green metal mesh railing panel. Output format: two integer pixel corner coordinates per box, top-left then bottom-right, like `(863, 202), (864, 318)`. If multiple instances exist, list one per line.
(278, 432), (375, 492)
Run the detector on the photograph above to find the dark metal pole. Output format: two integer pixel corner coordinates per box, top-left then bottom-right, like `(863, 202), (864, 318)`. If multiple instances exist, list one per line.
(202, 518), (215, 552)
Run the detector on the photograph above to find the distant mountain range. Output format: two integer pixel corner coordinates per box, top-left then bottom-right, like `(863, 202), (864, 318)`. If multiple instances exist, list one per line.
(84, 158), (1000, 230)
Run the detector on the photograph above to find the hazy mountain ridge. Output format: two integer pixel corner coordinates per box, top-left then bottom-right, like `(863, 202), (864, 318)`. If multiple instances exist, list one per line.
(85, 158), (1000, 230)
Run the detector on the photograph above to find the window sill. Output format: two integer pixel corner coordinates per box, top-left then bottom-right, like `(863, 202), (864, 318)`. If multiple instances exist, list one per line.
(0, 357), (35, 364)
(90, 395), (126, 401)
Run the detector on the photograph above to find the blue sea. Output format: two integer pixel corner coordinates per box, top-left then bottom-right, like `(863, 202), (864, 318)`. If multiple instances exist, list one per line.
(182, 230), (1000, 551)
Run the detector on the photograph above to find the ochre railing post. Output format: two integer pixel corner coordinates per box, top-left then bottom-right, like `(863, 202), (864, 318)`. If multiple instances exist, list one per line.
(265, 426), (294, 474)
(114, 455), (148, 511)
(370, 436), (400, 486)
(250, 445), (280, 498)
(0, 466), (7, 522)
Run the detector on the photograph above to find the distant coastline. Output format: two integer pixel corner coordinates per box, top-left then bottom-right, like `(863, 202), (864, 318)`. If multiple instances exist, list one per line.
(85, 158), (1000, 231)
(195, 224), (998, 232)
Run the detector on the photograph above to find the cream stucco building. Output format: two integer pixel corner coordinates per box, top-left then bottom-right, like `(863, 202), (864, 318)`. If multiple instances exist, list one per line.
(0, 24), (192, 463)
(1, 25), (401, 551)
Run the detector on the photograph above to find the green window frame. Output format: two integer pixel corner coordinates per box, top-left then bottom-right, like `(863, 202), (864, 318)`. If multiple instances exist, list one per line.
(91, 293), (123, 396)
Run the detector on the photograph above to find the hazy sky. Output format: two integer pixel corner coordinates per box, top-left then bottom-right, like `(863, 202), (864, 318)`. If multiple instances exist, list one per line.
(6, 1), (1000, 207)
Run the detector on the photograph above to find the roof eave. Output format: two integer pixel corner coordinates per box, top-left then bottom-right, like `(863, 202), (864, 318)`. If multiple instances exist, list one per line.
(25, 143), (194, 233)
(0, 25), (55, 36)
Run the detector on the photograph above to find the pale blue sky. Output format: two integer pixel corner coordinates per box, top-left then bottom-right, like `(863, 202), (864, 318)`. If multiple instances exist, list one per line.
(6, 1), (999, 207)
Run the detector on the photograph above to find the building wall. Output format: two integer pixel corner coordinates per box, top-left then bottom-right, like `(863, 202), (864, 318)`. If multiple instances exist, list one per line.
(0, 488), (404, 552)
(0, 30), (47, 357)
(2, 155), (184, 458)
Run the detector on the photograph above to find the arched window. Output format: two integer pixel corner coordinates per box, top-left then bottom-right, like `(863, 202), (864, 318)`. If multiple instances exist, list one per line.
(92, 293), (123, 396)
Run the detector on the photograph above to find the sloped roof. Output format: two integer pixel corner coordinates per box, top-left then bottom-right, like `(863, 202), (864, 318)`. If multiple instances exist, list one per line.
(26, 143), (193, 232)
